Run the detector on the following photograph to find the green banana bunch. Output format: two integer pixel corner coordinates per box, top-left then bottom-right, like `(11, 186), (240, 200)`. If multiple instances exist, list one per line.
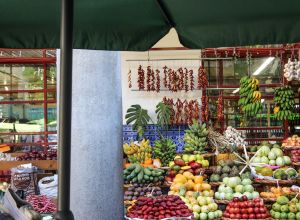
(184, 119), (208, 153)
(238, 76), (262, 117)
(153, 138), (176, 167)
(274, 86), (295, 120)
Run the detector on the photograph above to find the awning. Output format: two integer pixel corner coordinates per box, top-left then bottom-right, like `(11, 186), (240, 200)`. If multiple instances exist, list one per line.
(1, 0), (300, 50)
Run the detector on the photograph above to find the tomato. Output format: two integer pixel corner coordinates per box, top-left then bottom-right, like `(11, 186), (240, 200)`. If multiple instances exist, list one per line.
(247, 207), (253, 213)
(233, 197), (239, 202)
(261, 213), (267, 219)
(249, 201), (254, 207)
(229, 208), (235, 214)
(256, 213), (262, 219)
(241, 208), (248, 214)
(223, 212), (229, 218)
(254, 207), (260, 213)
(233, 208), (239, 214)
(230, 213), (235, 219)
(253, 198), (261, 203)
(233, 203), (239, 208)
(236, 213), (241, 219)
(249, 213), (255, 219)
(260, 207), (266, 213)
(242, 195), (248, 201)
(242, 213), (248, 219)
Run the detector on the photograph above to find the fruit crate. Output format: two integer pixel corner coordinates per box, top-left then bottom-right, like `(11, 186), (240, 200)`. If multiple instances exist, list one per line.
(125, 216), (193, 220)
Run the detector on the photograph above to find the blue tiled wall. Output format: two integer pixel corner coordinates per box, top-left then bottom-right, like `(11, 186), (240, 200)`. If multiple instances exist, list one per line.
(123, 124), (188, 153)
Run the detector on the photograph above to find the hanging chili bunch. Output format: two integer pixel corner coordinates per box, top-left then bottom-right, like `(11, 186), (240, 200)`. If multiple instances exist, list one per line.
(175, 99), (184, 125)
(189, 70), (194, 91)
(155, 69), (160, 93)
(146, 66), (155, 91)
(188, 100), (200, 124)
(184, 68), (189, 92)
(163, 97), (175, 125)
(201, 92), (209, 122)
(217, 95), (224, 122)
(198, 66), (208, 89)
(163, 66), (168, 88)
(137, 65), (145, 90)
(128, 70), (132, 88)
(178, 68), (185, 90)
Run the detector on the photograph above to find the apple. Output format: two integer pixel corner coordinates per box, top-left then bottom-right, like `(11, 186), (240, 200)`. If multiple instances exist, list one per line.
(193, 212), (200, 220)
(193, 205), (201, 213)
(197, 197), (207, 206)
(201, 205), (209, 213)
(242, 213), (248, 219)
(199, 212), (207, 220)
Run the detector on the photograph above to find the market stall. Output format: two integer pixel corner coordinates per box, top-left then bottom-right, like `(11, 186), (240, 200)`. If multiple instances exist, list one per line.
(121, 46), (300, 220)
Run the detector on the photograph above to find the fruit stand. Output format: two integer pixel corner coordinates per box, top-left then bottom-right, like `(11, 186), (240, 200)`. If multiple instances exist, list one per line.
(122, 46), (300, 220)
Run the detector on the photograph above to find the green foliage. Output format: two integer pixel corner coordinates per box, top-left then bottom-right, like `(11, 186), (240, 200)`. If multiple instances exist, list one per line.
(155, 102), (171, 128)
(125, 105), (150, 138)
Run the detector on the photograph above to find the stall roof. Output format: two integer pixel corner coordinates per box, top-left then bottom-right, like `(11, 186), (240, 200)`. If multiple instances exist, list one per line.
(1, 0), (300, 50)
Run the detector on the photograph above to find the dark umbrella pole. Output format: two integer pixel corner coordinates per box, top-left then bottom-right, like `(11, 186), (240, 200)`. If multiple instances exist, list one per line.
(55, 0), (74, 219)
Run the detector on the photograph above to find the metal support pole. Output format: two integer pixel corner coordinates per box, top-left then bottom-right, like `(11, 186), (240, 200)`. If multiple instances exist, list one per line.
(55, 0), (74, 219)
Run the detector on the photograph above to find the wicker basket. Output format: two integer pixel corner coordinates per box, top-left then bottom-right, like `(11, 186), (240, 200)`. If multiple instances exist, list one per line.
(214, 199), (230, 204)
(254, 178), (296, 185)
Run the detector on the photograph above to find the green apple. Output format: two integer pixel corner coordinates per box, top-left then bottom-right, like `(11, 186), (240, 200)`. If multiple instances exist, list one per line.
(169, 161), (175, 168)
(208, 212), (215, 220)
(201, 205), (209, 213)
(202, 160), (209, 167)
(193, 204), (201, 213)
(208, 203), (217, 211)
(206, 197), (214, 205)
(196, 154), (204, 161)
(197, 196), (207, 206)
(199, 213), (208, 220)
(189, 155), (196, 162)
(194, 212), (200, 220)
(182, 154), (190, 162)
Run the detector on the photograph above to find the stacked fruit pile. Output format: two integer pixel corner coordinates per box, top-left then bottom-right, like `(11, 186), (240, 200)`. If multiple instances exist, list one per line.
(270, 196), (300, 219)
(252, 144), (292, 166)
(274, 86), (295, 120)
(169, 173), (214, 197)
(184, 119), (208, 153)
(282, 135), (300, 148)
(260, 187), (299, 200)
(223, 197), (270, 219)
(123, 164), (164, 184)
(238, 76), (263, 117)
(126, 195), (193, 219)
(210, 160), (247, 182)
(153, 138), (176, 167)
(124, 184), (162, 201)
(183, 195), (222, 220)
(215, 177), (259, 200)
(123, 139), (152, 164)
(166, 154), (209, 182)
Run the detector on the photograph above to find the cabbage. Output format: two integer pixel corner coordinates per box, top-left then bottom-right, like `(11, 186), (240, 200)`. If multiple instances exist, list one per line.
(271, 148), (283, 157)
(268, 151), (277, 160)
(252, 191), (260, 199)
(224, 186), (233, 194)
(283, 156), (291, 165)
(269, 160), (276, 165)
(244, 184), (254, 193)
(223, 177), (229, 185)
(242, 178), (252, 186)
(219, 192), (225, 200)
(276, 157), (285, 166)
(228, 177), (241, 188)
(225, 193), (233, 201)
(244, 192), (253, 199)
(260, 146), (271, 157)
(233, 192), (242, 198)
(253, 157), (261, 163)
(218, 184), (226, 193)
(261, 156), (269, 164)
(235, 185), (244, 193)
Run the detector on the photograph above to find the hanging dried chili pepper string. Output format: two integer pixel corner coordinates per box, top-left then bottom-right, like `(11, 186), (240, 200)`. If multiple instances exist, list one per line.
(184, 68), (189, 92)
(137, 65), (145, 90)
(189, 70), (194, 91)
(146, 66), (152, 91)
(198, 66), (208, 89)
(178, 67), (184, 91)
(163, 66), (168, 88)
(155, 69), (160, 93)
(217, 95), (224, 122)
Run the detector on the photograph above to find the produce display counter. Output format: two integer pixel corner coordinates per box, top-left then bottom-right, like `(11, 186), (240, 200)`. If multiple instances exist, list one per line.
(0, 160), (57, 171)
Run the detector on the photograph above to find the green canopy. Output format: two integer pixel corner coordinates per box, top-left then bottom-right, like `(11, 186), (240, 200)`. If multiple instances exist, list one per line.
(1, 0), (300, 50)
